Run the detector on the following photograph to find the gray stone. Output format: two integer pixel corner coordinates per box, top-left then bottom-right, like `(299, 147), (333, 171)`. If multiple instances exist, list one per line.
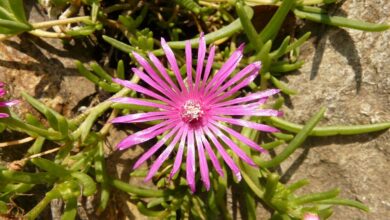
(278, 0), (390, 219)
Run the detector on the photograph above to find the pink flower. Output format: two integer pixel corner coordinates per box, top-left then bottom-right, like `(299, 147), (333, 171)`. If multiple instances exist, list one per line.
(303, 213), (320, 220)
(111, 34), (281, 192)
(0, 82), (19, 118)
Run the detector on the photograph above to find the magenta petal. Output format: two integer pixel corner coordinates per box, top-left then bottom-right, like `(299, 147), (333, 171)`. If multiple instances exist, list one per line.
(199, 128), (224, 177)
(0, 113), (9, 118)
(112, 114), (171, 124)
(212, 116), (279, 133)
(203, 126), (242, 181)
(211, 108), (282, 117)
(243, 100), (269, 109)
(144, 126), (184, 182)
(186, 129), (196, 192)
(132, 52), (177, 96)
(211, 120), (267, 153)
(208, 71), (257, 104)
(110, 111), (170, 123)
(205, 62), (260, 104)
(195, 129), (210, 191)
(132, 67), (180, 102)
(117, 119), (177, 150)
(0, 100), (20, 107)
(204, 45), (244, 94)
(133, 123), (182, 169)
(170, 125), (189, 179)
(185, 40), (193, 89)
(161, 38), (187, 91)
(148, 52), (180, 93)
(208, 124), (256, 166)
(110, 97), (171, 110)
(201, 45), (216, 90)
(219, 62), (261, 93)
(0, 89), (6, 97)
(195, 33), (206, 89)
(212, 89), (280, 108)
(112, 78), (176, 106)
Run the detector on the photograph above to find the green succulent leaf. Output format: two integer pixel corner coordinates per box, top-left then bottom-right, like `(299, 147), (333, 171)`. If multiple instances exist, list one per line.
(66, 24), (102, 37)
(70, 172), (97, 196)
(0, 0), (32, 35)
(294, 9), (390, 32)
(21, 92), (69, 137)
(61, 197), (77, 220)
(175, 0), (202, 14)
(31, 158), (71, 178)
(0, 201), (7, 214)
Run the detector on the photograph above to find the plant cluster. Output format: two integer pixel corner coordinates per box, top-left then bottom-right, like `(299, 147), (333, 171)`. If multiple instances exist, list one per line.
(0, 0), (389, 219)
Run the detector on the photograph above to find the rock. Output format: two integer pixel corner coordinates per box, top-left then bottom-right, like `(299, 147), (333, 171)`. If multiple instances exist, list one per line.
(279, 0), (390, 219)
(0, 2), (96, 118)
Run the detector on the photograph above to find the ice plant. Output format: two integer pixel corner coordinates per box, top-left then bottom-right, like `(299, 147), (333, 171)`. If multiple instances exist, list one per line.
(111, 34), (281, 192)
(0, 82), (19, 118)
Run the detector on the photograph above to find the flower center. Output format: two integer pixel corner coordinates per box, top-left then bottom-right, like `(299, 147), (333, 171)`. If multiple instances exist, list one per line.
(181, 100), (204, 123)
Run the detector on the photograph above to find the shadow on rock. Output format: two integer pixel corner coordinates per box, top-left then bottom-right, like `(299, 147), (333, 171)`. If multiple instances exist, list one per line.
(278, 130), (386, 183)
(308, 1), (362, 92)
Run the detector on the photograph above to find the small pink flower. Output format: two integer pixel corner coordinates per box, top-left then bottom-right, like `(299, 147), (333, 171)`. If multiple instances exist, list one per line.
(112, 34), (281, 192)
(0, 82), (19, 118)
(303, 213), (320, 220)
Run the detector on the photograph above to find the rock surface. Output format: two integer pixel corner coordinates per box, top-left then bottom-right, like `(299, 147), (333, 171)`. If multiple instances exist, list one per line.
(278, 0), (390, 219)
(0, 1), (97, 118)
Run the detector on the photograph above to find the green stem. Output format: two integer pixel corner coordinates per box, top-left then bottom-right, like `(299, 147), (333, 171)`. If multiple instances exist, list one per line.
(264, 173), (280, 201)
(270, 76), (298, 95)
(0, 170), (56, 184)
(301, 0), (338, 5)
(267, 117), (390, 136)
(270, 60), (305, 73)
(103, 3), (133, 14)
(25, 190), (58, 219)
(137, 202), (165, 217)
(258, 0), (296, 42)
(313, 198), (369, 212)
(61, 197), (77, 220)
(104, 10), (254, 56)
(72, 73), (141, 141)
(258, 107), (326, 168)
(109, 179), (165, 197)
(261, 140), (285, 150)
(294, 9), (390, 32)
(239, 168), (265, 199)
(28, 30), (67, 38)
(236, 3), (263, 51)
(31, 158), (70, 178)
(286, 179), (309, 192)
(1, 118), (63, 140)
(147, 198), (165, 208)
(31, 16), (90, 29)
(297, 5), (328, 14)
(285, 32), (311, 55)
(70, 88), (130, 140)
(292, 188), (339, 205)
(152, 9), (254, 55)
(70, 75), (139, 126)
(95, 142), (110, 213)
(269, 36), (290, 60)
